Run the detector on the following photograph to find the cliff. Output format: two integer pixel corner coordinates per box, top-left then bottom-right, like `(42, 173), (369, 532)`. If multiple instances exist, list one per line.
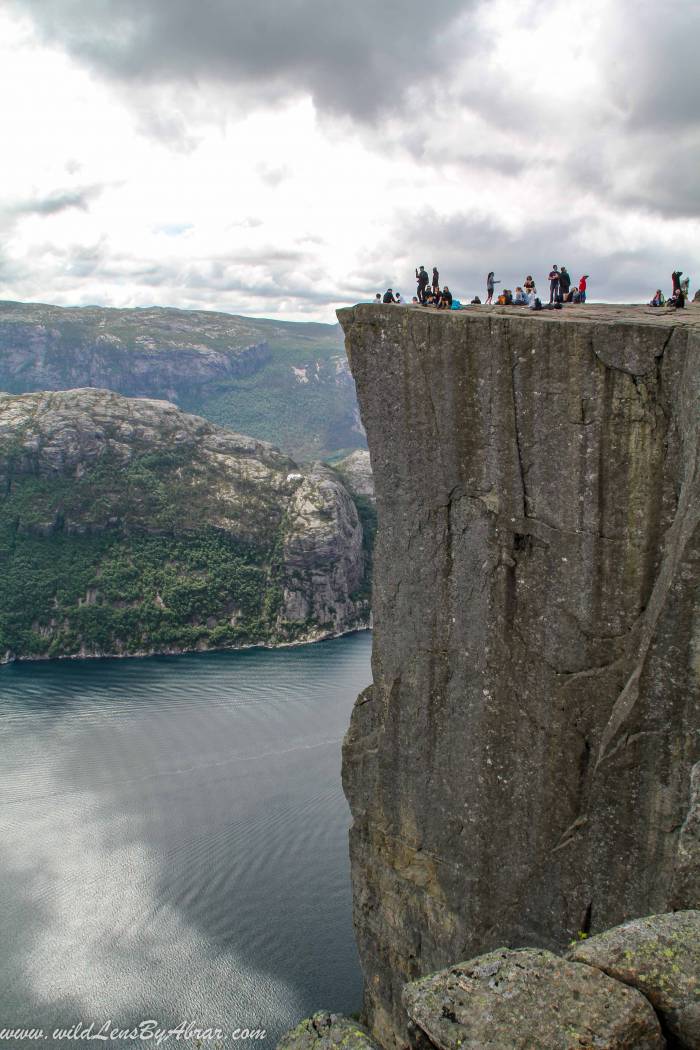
(0, 388), (369, 662)
(337, 303), (700, 1048)
(0, 300), (365, 461)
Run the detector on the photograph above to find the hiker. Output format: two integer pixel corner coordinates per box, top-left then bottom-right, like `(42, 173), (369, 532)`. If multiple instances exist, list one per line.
(528, 289), (540, 309)
(649, 290), (665, 307)
(667, 288), (685, 309)
(578, 275), (588, 303)
(432, 267), (440, 294)
(513, 287), (528, 305)
(571, 287), (581, 303)
(383, 288), (397, 303)
(395, 292), (403, 304)
(374, 293), (382, 305)
(680, 274), (690, 299)
(439, 286), (453, 309)
(559, 266), (571, 301)
(486, 272), (500, 304)
(524, 275), (536, 294)
(548, 265), (560, 303)
(415, 266), (430, 303)
(672, 271), (682, 295)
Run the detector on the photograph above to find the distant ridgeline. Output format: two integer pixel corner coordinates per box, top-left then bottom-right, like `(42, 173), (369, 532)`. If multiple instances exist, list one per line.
(0, 389), (374, 663)
(0, 300), (366, 462)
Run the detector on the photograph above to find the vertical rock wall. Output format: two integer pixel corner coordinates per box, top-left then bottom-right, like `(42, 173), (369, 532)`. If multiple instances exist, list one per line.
(338, 305), (700, 1048)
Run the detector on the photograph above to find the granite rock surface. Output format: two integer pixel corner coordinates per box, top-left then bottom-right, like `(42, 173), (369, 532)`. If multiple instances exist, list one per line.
(338, 303), (700, 1047)
(568, 910), (700, 1048)
(403, 948), (665, 1050)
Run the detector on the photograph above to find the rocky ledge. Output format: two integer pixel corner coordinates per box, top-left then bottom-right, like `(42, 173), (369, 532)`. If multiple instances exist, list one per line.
(279, 910), (699, 1050)
(0, 388), (369, 661)
(336, 304), (699, 1047)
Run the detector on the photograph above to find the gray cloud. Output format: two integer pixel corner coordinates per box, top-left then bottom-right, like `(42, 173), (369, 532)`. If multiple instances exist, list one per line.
(11, 0), (474, 121)
(7, 185), (104, 218)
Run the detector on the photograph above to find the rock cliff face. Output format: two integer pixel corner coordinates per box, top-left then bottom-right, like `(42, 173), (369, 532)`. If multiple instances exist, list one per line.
(338, 304), (700, 1048)
(0, 388), (369, 661)
(0, 300), (270, 401)
(0, 300), (365, 461)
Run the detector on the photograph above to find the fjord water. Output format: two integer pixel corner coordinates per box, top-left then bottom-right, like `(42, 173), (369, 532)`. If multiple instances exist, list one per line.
(0, 632), (371, 1045)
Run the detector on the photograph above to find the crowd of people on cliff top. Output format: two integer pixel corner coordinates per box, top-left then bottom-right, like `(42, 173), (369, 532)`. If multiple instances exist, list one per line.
(649, 271), (691, 309)
(374, 266), (693, 311)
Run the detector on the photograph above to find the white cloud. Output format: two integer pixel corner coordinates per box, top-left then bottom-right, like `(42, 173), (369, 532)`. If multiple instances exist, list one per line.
(0, 1), (698, 320)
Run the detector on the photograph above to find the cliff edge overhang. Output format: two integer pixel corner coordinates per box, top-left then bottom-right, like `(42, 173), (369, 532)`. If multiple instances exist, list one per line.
(336, 303), (700, 1047)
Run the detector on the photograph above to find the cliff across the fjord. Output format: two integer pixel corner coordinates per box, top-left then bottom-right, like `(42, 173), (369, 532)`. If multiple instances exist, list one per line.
(0, 388), (369, 662)
(0, 300), (365, 461)
(337, 303), (700, 1048)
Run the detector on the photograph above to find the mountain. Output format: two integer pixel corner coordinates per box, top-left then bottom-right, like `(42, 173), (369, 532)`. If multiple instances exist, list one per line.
(0, 388), (369, 663)
(0, 299), (366, 462)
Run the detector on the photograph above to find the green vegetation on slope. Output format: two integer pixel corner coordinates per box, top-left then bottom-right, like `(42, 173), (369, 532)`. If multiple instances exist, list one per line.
(0, 448), (300, 661)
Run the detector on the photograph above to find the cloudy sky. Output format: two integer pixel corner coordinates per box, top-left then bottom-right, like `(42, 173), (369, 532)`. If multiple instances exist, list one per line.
(1, 0), (698, 321)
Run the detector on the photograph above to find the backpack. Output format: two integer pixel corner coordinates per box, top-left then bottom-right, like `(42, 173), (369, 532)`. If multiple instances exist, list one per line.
(533, 298), (542, 311)
(450, 300), (461, 310)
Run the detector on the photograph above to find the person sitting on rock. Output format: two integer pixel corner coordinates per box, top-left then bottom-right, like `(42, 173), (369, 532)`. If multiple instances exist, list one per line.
(374, 293), (382, 305)
(383, 288), (397, 303)
(437, 286), (453, 309)
(513, 286), (528, 305)
(571, 287), (581, 303)
(667, 288), (685, 309)
(649, 290), (665, 307)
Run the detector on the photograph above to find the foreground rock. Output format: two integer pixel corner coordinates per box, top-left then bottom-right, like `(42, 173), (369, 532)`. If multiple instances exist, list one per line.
(338, 304), (700, 1047)
(568, 911), (700, 1048)
(403, 948), (665, 1050)
(278, 1013), (380, 1050)
(0, 389), (369, 661)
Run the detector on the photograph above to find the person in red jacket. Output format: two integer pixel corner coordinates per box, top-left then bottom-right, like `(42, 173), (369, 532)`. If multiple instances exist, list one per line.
(578, 275), (588, 303)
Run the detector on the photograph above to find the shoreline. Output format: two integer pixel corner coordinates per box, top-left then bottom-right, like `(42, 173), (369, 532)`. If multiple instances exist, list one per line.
(0, 621), (372, 669)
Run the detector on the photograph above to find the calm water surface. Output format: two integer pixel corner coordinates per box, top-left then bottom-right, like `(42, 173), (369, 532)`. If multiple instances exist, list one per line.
(0, 632), (372, 1045)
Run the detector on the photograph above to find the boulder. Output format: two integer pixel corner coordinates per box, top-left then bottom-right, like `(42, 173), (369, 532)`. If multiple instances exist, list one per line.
(403, 948), (665, 1050)
(278, 1013), (380, 1050)
(568, 911), (700, 1048)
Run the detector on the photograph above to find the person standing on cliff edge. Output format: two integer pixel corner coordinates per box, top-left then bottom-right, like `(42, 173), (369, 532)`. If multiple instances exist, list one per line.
(548, 265), (560, 303)
(432, 267), (440, 294)
(579, 275), (588, 303)
(416, 266), (429, 303)
(486, 272), (499, 304)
